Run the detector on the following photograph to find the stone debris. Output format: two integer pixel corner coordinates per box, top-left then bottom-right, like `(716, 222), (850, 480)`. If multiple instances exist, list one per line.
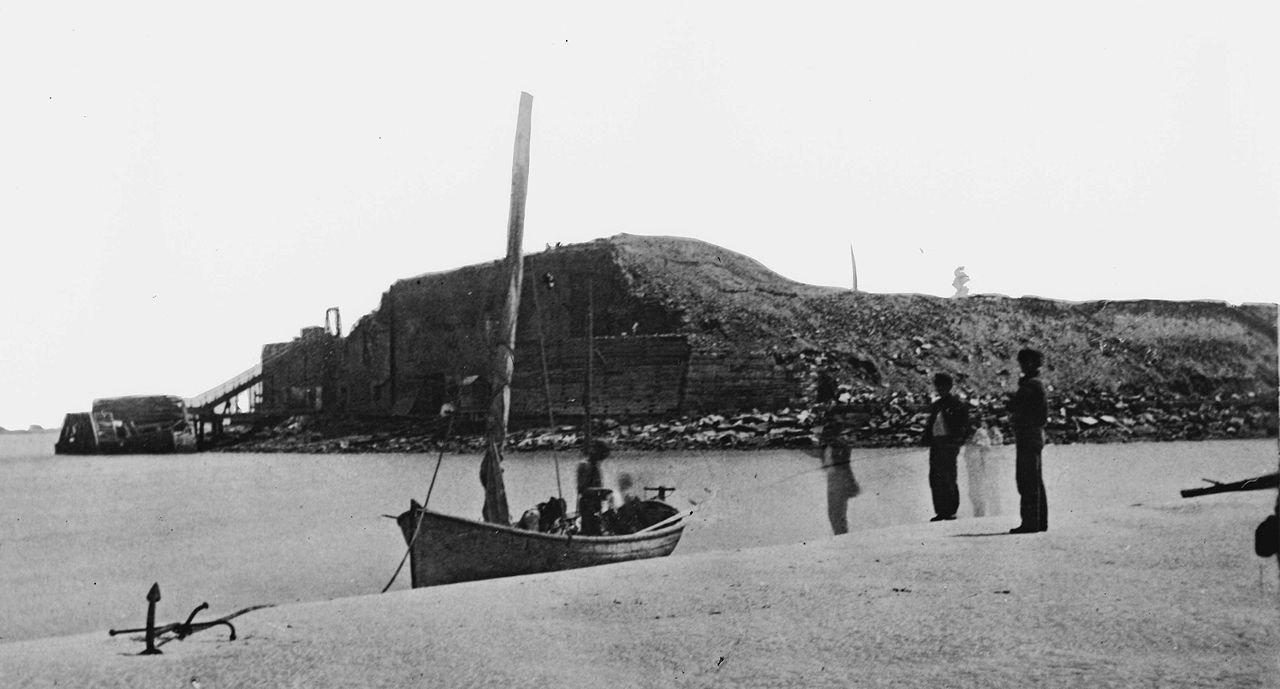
(216, 386), (1276, 454)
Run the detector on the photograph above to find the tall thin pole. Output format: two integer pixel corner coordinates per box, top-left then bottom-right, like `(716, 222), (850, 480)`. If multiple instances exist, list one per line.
(583, 278), (594, 450)
(387, 291), (398, 406)
(529, 273), (562, 501)
(850, 244), (859, 292)
(480, 92), (533, 526)
(530, 276), (557, 430)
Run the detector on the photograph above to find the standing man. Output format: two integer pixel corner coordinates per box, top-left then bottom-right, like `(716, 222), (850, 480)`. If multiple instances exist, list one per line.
(815, 407), (862, 535)
(576, 440), (614, 536)
(923, 372), (969, 522)
(1008, 348), (1049, 533)
(823, 442), (861, 535)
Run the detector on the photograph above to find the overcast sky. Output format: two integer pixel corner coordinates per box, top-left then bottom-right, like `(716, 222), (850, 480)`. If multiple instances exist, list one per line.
(2, 2), (1277, 430)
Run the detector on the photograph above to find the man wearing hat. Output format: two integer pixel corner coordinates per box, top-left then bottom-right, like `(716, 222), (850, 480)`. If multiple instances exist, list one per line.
(923, 372), (969, 522)
(1008, 348), (1049, 533)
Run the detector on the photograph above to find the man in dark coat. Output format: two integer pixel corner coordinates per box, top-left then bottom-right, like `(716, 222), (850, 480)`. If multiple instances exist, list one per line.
(1008, 348), (1049, 533)
(576, 440), (613, 535)
(922, 372), (970, 521)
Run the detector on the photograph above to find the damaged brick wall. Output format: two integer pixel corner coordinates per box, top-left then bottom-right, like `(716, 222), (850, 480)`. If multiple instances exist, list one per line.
(260, 327), (342, 413)
(681, 342), (798, 415)
(340, 304), (393, 415)
(330, 242), (772, 423)
(510, 334), (692, 421)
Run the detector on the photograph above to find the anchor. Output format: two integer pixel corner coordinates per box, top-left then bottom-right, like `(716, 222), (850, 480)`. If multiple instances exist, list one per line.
(109, 583), (237, 654)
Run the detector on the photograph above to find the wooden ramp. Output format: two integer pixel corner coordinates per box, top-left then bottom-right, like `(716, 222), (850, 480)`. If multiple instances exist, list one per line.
(185, 363), (263, 413)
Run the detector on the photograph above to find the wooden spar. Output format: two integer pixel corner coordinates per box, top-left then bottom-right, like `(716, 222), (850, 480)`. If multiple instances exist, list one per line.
(583, 279), (595, 449)
(1180, 473), (1278, 498)
(529, 274), (563, 501)
(480, 92), (533, 526)
(530, 279), (556, 430)
(387, 291), (398, 403)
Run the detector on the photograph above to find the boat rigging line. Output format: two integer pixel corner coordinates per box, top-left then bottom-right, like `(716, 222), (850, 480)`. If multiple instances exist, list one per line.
(528, 266), (563, 504)
(641, 444), (924, 535)
(379, 410), (457, 594)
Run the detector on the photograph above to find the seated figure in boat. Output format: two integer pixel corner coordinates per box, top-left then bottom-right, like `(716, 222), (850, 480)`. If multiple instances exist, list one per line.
(605, 472), (646, 535)
(577, 440), (616, 536)
(516, 495), (569, 533)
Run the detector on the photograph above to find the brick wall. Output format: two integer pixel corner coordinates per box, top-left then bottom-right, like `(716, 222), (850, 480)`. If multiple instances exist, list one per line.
(260, 328), (341, 413)
(682, 343), (799, 414)
(510, 334), (691, 421)
(272, 243), (813, 421)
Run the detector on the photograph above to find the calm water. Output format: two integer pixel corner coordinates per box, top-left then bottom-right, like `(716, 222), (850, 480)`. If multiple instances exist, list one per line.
(1, 430), (1274, 642)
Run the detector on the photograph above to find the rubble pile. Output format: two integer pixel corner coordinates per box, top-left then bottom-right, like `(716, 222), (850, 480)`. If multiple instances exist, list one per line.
(1046, 390), (1277, 443)
(217, 386), (1276, 454)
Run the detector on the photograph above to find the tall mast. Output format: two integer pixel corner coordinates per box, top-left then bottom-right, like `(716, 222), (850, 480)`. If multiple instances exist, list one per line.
(480, 92), (533, 525)
(583, 279), (594, 449)
(529, 272), (562, 501)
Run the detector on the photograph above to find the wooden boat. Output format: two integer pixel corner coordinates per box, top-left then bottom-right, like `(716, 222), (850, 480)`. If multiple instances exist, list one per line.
(396, 500), (686, 587)
(393, 93), (685, 588)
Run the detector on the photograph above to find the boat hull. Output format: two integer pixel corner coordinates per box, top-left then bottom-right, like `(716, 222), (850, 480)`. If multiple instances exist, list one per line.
(396, 504), (685, 587)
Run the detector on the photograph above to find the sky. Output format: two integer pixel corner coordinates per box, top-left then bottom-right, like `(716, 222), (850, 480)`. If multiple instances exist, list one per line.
(2, 2), (1278, 430)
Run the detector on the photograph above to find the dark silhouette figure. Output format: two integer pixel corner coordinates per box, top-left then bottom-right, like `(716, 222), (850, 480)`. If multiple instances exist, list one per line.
(1008, 349), (1049, 533)
(1256, 514), (1277, 560)
(812, 407), (863, 535)
(922, 372), (970, 521)
(1265, 470), (1280, 571)
(576, 440), (613, 536)
(824, 442), (861, 535)
(816, 369), (839, 405)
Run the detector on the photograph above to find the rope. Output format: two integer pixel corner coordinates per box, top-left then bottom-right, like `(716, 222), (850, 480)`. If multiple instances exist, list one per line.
(380, 412), (455, 593)
(650, 444), (925, 530)
(770, 445), (920, 487)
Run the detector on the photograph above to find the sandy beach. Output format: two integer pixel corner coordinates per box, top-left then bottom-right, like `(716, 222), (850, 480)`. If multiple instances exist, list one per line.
(2, 487), (1276, 688)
